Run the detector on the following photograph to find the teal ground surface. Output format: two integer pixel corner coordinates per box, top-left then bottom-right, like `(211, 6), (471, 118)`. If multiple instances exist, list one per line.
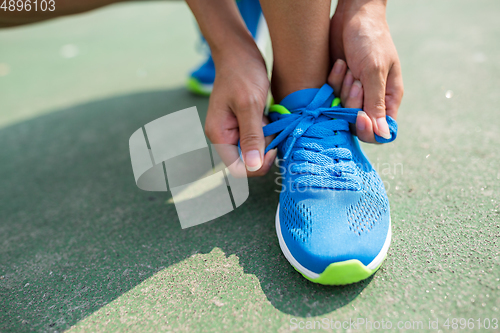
(1, 1), (499, 332)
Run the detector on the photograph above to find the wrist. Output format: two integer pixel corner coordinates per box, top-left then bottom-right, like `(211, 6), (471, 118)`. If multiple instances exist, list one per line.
(186, 0), (263, 70)
(211, 35), (264, 70)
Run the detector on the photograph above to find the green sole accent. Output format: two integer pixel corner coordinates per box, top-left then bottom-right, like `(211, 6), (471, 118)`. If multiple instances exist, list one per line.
(186, 77), (212, 96)
(331, 97), (341, 107)
(295, 257), (385, 286)
(269, 104), (291, 115)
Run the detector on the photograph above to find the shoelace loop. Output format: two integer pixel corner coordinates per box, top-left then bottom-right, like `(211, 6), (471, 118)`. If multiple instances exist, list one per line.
(261, 84), (398, 190)
(264, 84), (397, 156)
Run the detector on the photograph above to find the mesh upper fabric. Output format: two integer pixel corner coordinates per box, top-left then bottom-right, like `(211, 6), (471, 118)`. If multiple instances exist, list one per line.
(347, 158), (388, 236)
(281, 190), (313, 243)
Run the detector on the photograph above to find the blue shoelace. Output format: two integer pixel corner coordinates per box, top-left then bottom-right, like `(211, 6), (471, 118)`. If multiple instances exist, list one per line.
(262, 84), (398, 191)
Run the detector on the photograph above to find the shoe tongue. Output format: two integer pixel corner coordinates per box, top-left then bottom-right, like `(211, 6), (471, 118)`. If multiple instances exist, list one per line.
(280, 88), (333, 111)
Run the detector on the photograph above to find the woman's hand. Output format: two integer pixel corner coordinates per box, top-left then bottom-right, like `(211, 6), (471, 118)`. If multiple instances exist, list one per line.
(205, 42), (276, 176)
(330, 0), (404, 143)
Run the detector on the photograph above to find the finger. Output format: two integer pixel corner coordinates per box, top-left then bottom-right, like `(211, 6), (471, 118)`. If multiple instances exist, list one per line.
(327, 59), (347, 95)
(205, 96), (239, 145)
(344, 80), (363, 109)
(385, 61), (404, 120)
(344, 80), (376, 144)
(340, 69), (354, 105)
(209, 141), (247, 178)
(234, 96), (266, 172)
(246, 148), (277, 177)
(361, 67), (391, 140)
(215, 145), (277, 179)
(354, 111), (376, 143)
(244, 115), (275, 177)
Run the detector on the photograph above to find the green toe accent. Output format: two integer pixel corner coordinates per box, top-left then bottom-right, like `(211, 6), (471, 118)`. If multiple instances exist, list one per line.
(331, 97), (341, 107)
(296, 258), (384, 286)
(269, 104), (291, 115)
(186, 77), (212, 96)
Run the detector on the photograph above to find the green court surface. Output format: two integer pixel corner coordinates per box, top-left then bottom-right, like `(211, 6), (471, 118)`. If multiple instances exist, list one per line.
(0, 1), (499, 332)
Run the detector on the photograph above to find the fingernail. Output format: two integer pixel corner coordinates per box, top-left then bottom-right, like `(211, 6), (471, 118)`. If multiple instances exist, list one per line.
(333, 59), (345, 74)
(244, 150), (262, 172)
(350, 81), (362, 98)
(376, 117), (391, 140)
(356, 111), (367, 132)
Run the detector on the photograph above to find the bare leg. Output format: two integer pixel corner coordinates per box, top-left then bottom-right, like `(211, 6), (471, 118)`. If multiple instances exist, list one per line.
(259, 0), (331, 102)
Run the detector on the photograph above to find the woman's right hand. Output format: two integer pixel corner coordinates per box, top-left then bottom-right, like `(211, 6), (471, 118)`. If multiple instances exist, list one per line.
(205, 42), (277, 176)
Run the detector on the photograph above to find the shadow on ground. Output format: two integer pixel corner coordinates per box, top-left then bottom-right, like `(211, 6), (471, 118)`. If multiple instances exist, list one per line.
(0, 88), (373, 332)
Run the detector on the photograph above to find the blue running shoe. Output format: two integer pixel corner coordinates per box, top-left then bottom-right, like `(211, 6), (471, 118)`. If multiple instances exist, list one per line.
(187, 0), (266, 96)
(262, 84), (398, 285)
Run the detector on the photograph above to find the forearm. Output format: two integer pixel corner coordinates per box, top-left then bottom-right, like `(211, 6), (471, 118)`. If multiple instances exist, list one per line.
(185, 0), (262, 66)
(0, 0), (117, 27)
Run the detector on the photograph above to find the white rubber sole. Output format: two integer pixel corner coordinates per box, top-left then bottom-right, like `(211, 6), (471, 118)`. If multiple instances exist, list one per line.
(275, 204), (392, 279)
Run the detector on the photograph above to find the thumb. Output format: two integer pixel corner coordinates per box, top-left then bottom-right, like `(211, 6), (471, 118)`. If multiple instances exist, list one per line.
(362, 69), (391, 140)
(235, 102), (266, 172)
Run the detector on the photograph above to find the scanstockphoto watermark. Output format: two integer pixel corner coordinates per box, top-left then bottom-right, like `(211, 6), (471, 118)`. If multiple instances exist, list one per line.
(289, 317), (499, 331)
(129, 107), (250, 229)
(274, 159), (404, 193)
